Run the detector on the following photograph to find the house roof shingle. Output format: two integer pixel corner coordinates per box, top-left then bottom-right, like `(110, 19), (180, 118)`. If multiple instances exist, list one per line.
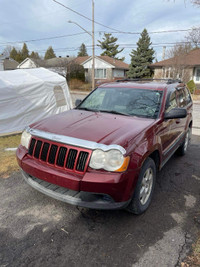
(30, 57), (74, 68)
(3, 58), (18, 70)
(74, 56), (129, 69)
(150, 48), (200, 68)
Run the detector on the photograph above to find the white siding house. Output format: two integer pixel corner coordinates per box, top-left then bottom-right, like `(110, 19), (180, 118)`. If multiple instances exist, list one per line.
(74, 56), (129, 83)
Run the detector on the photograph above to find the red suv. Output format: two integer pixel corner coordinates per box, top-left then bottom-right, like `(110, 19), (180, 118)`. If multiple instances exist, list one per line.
(16, 79), (193, 214)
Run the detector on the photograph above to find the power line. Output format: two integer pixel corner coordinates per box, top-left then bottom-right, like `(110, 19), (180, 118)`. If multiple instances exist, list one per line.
(52, 0), (200, 35)
(34, 41), (196, 53)
(0, 32), (86, 45)
(1, 27), (199, 48)
(52, 0), (125, 33)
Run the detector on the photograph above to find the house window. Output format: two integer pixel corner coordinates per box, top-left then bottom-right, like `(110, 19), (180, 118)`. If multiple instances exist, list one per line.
(95, 69), (107, 79)
(195, 68), (200, 82)
(165, 67), (171, 78)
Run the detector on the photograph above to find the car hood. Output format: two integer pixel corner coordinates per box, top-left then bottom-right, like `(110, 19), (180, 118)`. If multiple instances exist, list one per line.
(30, 109), (155, 148)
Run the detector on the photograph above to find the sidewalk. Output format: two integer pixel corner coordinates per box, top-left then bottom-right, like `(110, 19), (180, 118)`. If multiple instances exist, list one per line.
(193, 102), (200, 136)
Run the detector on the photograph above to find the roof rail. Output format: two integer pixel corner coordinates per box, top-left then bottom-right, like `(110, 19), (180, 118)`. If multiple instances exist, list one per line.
(116, 78), (182, 84)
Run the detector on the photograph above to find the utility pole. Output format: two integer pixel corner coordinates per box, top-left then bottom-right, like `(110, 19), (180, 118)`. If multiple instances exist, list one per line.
(162, 46), (166, 61)
(92, 0), (95, 90)
(68, 1), (95, 90)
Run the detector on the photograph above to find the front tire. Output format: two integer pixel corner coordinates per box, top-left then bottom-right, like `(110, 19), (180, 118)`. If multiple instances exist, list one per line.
(176, 127), (191, 156)
(126, 157), (156, 215)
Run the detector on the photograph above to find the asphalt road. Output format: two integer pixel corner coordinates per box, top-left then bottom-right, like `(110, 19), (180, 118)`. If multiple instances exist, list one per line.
(0, 96), (200, 267)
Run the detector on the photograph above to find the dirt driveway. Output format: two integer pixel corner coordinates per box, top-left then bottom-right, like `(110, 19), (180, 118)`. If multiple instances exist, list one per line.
(0, 95), (200, 267)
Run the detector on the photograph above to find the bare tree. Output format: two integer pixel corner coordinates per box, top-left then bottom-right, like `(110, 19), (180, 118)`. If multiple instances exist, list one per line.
(167, 0), (200, 6)
(2, 46), (13, 57)
(185, 27), (200, 48)
(166, 43), (193, 82)
(191, 0), (200, 6)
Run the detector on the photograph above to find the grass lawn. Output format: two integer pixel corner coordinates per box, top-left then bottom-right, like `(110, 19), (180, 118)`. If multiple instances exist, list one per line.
(0, 134), (21, 178)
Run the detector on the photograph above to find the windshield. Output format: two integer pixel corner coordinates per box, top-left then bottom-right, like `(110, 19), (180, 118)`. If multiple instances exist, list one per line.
(77, 87), (163, 119)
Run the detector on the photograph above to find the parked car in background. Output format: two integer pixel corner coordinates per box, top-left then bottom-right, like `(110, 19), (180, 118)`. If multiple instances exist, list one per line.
(16, 79), (193, 214)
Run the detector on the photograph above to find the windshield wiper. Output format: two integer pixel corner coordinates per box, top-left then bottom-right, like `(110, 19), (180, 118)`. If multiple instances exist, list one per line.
(76, 107), (99, 112)
(99, 109), (130, 116)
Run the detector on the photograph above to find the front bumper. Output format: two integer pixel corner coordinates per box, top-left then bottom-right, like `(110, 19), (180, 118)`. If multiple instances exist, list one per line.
(21, 170), (130, 210)
(17, 145), (139, 208)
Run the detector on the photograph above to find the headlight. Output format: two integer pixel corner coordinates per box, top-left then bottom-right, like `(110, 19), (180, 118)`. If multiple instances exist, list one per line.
(21, 129), (32, 149)
(89, 149), (129, 172)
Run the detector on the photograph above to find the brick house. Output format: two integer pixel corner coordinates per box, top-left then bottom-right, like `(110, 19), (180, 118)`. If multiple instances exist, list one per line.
(150, 48), (200, 89)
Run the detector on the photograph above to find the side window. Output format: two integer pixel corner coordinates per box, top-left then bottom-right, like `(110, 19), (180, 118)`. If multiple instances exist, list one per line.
(184, 87), (192, 105)
(166, 91), (178, 112)
(178, 89), (187, 107)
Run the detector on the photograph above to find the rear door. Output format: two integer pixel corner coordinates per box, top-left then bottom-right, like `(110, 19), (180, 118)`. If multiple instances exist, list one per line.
(161, 89), (182, 159)
(177, 86), (192, 131)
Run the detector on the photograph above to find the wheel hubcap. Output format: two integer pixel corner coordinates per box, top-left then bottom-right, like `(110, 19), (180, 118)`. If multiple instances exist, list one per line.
(139, 168), (153, 205)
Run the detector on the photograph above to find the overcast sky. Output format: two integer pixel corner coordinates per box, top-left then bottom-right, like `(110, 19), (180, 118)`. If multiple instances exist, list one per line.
(0, 0), (199, 63)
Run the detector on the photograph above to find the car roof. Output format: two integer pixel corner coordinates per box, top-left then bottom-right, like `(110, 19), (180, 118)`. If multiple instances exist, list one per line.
(98, 79), (183, 91)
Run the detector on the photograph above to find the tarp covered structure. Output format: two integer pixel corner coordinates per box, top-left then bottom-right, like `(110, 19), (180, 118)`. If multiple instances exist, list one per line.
(0, 68), (73, 134)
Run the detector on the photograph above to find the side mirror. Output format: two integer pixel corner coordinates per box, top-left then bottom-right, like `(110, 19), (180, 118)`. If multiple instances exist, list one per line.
(75, 99), (82, 107)
(164, 108), (187, 119)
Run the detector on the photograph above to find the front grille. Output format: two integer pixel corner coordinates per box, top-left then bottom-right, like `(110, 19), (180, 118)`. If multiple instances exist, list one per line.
(28, 137), (91, 173)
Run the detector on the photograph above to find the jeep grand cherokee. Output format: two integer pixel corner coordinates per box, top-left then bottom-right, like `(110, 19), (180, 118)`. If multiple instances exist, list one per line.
(16, 79), (193, 214)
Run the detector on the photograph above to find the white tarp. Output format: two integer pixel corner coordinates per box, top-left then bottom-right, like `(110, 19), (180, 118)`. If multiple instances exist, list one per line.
(0, 67), (73, 134)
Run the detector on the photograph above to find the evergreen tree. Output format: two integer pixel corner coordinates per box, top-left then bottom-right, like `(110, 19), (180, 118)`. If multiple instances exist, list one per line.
(15, 52), (23, 63)
(30, 51), (40, 59)
(10, 47), (18, 60)
(77, 43), (88, 57)
(44, 46), (56, 59)
(128, 29), (155, 78)
(21, 43), (29, 60)
(97, 33), (124, 61)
